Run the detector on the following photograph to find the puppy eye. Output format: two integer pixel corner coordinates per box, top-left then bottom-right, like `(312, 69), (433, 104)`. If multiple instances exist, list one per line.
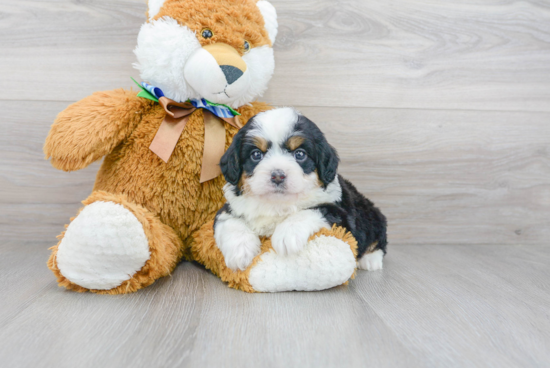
(294, 149), (307, 162)
(201, 28), (213, 39)
(251, 150), (264, 162)
(243, 40), (250, 53)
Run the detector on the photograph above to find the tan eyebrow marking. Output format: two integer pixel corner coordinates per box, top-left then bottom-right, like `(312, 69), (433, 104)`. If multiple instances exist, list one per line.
(252, 137), (268, 152)
(286, 136), (305, 151)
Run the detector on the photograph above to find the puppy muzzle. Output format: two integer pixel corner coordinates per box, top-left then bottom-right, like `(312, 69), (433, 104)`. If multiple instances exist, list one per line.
(270, 170), (286, 186)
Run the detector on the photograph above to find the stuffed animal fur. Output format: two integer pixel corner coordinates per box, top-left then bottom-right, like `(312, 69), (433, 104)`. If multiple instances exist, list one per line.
(45, 0), (359, 294)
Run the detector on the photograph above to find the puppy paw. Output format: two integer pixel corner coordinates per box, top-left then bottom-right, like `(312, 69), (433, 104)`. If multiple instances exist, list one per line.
(358, 249), (384, 271)
(271, 221), (311, 256)
(219, 233), (262, 271)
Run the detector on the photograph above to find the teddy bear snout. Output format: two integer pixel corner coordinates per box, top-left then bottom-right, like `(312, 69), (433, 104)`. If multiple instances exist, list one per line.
(203, 43), (247, 73)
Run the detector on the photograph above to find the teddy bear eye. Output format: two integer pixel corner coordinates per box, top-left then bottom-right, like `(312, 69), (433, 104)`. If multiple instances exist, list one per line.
(243, 40), (250, 53)
(251, 149), (263, 162)
(201, 28), (213, 39)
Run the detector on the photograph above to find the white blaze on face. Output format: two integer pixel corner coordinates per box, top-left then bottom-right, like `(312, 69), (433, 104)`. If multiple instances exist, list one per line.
(247, 153), (320, 199)
(249, 107), (299, 146)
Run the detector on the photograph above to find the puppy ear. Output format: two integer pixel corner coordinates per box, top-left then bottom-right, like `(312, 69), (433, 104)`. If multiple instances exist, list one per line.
(316, 138), (340, 187)
(220, 130), (244, 186)
(296, 114), (340, 187)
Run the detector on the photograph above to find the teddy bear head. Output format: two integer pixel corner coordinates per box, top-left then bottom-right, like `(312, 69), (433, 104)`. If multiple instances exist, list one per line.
(134, 0), (278, 109)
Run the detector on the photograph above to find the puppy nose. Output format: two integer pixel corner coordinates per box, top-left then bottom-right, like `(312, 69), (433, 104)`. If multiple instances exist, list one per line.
(271, 170), (286, 185)
(220, 65), (244, 85)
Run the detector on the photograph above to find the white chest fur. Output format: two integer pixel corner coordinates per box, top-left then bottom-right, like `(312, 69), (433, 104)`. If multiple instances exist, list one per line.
(224, 178), (342, 236)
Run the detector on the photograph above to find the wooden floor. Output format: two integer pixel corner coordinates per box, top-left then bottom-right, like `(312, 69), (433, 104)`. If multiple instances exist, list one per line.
(0, 242), (548, 368)
(1, 0), (550, 367)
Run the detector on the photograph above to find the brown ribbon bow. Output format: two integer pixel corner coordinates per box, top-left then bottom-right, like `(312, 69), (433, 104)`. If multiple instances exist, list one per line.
(149, 97), (242, 183)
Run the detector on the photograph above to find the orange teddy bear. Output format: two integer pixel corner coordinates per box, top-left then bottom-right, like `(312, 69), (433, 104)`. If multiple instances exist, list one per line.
(45, 0), (358, 294)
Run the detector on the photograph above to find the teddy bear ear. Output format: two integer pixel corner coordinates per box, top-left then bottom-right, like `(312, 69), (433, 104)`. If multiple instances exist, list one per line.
(147, 0), (166, 20)
(256, 0), (278, 45)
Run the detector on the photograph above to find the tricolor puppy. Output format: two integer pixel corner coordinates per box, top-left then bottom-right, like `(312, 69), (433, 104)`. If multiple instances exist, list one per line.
(214, 108), (387, 271)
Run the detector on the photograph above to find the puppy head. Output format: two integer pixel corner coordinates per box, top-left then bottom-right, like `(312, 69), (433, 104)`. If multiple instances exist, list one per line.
(220, 108), (339, 199)
(134, 0), (277, 108)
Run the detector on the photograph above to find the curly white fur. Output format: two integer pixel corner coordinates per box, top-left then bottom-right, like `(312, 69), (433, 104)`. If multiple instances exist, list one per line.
(133, 17), (201, 103)
(271, 210), (330, 256)
(214, 212), (262, 271)
(249, 235), (356, 292)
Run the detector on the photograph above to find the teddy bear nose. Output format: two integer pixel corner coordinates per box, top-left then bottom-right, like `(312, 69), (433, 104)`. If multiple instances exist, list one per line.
(220, 65), (244, 85)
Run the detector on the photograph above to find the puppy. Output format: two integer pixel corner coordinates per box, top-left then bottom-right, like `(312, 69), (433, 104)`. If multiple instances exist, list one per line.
(214, 107), (387, 272)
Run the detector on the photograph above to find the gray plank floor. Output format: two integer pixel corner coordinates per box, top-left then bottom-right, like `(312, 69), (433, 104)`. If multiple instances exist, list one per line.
(1, 242), (548, 368)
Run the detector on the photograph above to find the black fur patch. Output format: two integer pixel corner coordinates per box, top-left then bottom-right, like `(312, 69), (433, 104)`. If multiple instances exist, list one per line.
(292, 115), (339, 188)
(220, 119), (262, 194)
(312, 175), (387, 259)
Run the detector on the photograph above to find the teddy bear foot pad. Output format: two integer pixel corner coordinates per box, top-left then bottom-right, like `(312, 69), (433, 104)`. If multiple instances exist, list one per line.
(248, 234), (357, 292)
(55, 201), (151, 290)
(48, 191), (184, 294)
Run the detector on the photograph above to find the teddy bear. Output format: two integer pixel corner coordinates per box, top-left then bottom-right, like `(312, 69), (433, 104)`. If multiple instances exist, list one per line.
(44, 0), (359, 294)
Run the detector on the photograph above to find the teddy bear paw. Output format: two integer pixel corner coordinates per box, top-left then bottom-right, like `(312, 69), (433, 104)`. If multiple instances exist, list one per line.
(56, 201), (151, 290)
